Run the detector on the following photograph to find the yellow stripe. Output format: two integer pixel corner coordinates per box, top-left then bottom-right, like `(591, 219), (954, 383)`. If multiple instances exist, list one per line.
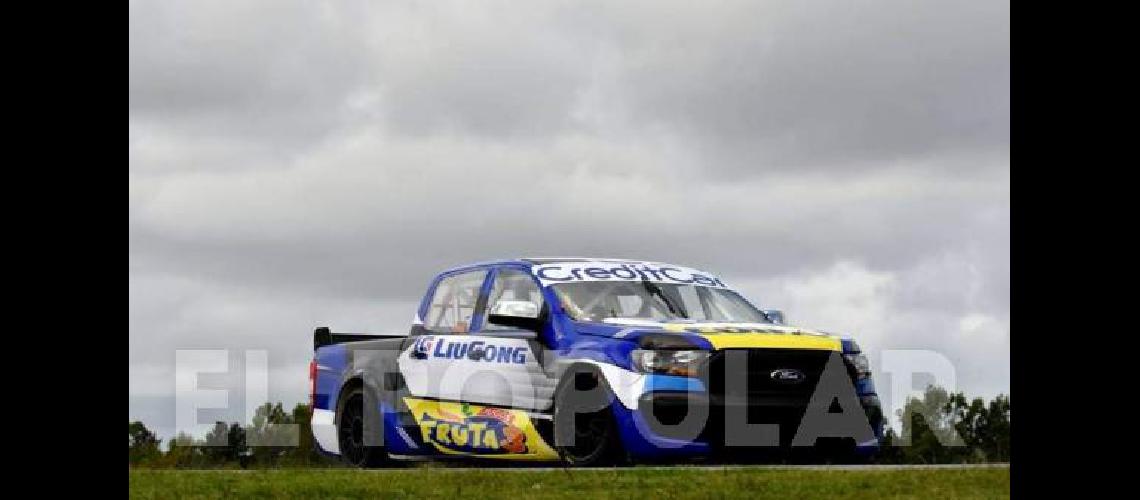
(699, 333), (841, 351)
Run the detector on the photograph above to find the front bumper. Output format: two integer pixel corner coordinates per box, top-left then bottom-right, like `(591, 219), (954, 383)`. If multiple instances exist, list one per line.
(612, 391), (883, 459)
(611, 348), (884, 461)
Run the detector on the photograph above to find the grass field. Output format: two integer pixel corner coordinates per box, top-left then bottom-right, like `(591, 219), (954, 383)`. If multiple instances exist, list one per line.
(129, 466), (1010, 499)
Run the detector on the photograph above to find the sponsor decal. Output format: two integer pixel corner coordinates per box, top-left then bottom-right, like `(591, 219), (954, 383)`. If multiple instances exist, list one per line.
(656, 322), (830, 336)
(403, 398), (558, 459)
(531, 261), (728, 288)
(653, 323), (842, 350)
(682, 326), (791, 334)
(699, 333), (841, 351)
(411, 336), (529, 364)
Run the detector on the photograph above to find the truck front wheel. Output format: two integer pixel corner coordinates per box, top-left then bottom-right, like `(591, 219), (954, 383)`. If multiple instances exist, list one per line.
(553, 367), (626, 466)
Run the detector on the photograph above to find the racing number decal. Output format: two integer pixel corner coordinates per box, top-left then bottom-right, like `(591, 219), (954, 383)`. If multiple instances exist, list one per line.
(403, 398), (558, 460)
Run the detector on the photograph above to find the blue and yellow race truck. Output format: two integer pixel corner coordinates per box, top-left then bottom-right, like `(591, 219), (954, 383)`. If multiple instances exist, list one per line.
(310, 258), (883, 466)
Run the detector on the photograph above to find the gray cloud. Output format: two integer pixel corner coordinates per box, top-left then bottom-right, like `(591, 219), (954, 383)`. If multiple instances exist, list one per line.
(603, 0), (1010, 172)
(129, 0), (1009, 438)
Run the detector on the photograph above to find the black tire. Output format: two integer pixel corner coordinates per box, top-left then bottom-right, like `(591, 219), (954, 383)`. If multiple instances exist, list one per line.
(336, 386), (388, 468)
(553, 367), (626, 466)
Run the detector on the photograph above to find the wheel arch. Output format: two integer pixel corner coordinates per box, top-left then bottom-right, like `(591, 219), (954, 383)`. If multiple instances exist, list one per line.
(551, 361), (628, 465)
(334, 376), (365, 423)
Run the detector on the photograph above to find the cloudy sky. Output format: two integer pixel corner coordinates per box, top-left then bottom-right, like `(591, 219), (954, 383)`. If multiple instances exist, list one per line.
(129, 0), (1009, 439)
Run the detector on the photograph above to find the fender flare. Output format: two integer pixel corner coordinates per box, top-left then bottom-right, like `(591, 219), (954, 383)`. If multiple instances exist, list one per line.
(556, 359), (645, 410)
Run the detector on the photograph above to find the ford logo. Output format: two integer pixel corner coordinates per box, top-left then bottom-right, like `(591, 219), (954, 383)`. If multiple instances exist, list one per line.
(770, 368), (806, 384)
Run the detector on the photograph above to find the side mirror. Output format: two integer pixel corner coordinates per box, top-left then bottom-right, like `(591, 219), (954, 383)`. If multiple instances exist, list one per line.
(762, 309), (786, 325)
(487, 300), (543, 332)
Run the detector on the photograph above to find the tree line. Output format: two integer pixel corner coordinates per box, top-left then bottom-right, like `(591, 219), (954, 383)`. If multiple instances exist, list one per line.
(128, 386), (1009, 468)
(129, 402), (337, 468)
(878, 385), (1011, 464)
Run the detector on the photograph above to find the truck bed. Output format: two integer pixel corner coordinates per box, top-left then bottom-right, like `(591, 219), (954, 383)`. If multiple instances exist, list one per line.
(313, 326), (407, 349)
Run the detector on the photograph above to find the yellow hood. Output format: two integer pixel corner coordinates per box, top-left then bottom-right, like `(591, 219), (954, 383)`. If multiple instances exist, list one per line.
(656, 322), (842, 351)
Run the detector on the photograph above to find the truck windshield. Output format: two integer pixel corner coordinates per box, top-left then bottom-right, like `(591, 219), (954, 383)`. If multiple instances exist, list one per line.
(551, 281), (770, 323)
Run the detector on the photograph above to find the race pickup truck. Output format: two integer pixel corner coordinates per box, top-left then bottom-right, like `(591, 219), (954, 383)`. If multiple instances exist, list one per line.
(309, 258), (883, 466)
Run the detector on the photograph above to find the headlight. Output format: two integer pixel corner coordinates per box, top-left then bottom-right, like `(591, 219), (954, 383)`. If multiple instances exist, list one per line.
(843, 352), (871, 380)
(631, 349), (709, 377)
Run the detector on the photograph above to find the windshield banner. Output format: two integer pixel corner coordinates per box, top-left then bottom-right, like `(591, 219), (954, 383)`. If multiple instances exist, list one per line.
(531, 261), (728, 288)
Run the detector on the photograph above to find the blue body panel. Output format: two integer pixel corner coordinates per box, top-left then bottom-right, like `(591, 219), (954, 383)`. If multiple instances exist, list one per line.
(381, 402), (424, 455)
(612, 401), (711, 458)
(644, 374), (706, 393)
(313, 344), (348, 411)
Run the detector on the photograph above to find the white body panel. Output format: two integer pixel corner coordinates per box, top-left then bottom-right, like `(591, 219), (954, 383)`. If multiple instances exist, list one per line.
(397, 334), (557, 411)
(568, 359), (647, 410)
(311, 408), (339, 455)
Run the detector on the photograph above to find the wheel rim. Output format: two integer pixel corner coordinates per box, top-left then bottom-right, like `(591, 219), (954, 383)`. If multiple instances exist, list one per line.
(563, 406), (612, 463)
(338, 394), (367, 465)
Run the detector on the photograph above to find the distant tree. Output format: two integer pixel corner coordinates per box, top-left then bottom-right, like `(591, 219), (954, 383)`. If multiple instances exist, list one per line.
(285, 403), (327, 465)
(990, 395), (1011, 461)
(948, 392), (989, 462)
(247, 402), (298, 466)
(228, 422), (249, 467)
(876, 427), (904, 464)
(974, 394), (1010, 462)
(897, 385), (969, 463)
(946, 391), (1011, 463)
(166, 432), (210, 468)
(128, 421), (162, 466)
(203, 421), (228, 464)
(202, 421), (248, 466)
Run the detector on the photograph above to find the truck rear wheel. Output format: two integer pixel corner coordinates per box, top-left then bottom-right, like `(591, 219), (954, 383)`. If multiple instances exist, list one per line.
(553, 367), (626, 466)
(336, 386), (388, 468)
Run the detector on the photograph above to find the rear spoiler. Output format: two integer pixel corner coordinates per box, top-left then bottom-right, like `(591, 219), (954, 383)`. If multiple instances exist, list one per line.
(313, 326), (407, 350)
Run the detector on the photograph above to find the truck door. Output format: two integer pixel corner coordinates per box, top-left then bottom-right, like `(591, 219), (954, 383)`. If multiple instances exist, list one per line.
(398, 267), (554, 411)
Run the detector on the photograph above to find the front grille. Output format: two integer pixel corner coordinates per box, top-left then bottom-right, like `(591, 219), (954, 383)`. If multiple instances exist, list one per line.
(702, 348), (835, 404)
(640, 348), (872, 450)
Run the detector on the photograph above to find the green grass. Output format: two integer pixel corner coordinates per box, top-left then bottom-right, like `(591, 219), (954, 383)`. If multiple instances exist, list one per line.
(129, 466), (1009, 499)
